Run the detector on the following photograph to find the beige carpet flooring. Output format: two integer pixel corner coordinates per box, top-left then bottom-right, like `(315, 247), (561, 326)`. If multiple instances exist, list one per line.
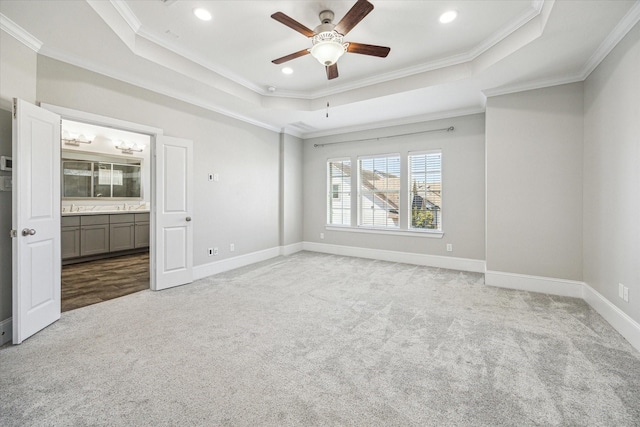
(1, 251), (639, 426)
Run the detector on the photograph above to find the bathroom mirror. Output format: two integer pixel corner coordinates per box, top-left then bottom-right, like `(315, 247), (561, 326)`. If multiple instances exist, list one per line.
(62, 152), (142, 199)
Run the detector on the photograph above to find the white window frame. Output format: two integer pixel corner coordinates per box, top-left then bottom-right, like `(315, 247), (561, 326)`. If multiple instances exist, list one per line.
(326, 158), (352, 226)
(357, 153), (401, 229)
(408, 150), (443, 232)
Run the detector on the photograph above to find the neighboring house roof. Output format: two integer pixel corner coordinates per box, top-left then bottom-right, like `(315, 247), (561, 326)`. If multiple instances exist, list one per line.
(331, 162), (441, 216)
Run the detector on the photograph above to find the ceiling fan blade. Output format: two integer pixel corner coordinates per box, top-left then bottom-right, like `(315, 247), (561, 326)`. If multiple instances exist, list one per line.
(347, 42), (390, 58)
(272, 49), (310, 64)
(271, 12), (315, 37)
(326, 64), (339, 80)
(334, 0), (374, 36)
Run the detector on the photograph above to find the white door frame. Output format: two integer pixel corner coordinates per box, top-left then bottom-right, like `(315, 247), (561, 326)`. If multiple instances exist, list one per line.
(40, 103), (164, 290)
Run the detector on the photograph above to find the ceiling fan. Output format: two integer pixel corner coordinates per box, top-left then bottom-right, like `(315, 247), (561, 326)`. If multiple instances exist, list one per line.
(271, 0), (390, 80)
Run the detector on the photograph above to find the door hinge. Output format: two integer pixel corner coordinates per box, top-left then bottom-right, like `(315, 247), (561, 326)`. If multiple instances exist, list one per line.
(13, 99), (17, 119)
(10, 229), (17, 238)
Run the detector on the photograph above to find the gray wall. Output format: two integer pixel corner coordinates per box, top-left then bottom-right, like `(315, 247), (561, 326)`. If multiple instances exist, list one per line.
(0, 31), (37, 107)
(280, 133), (304, 247)
(0, 30), (38, 324)
(0, 110), (12, 323)
(303, 113), (485, 261)
(36, 57), (284, 267)
(583, 22), (640, 323)
(485, 83), (584, 281)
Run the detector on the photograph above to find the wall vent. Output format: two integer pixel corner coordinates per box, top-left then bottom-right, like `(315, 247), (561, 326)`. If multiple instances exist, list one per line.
(288, 122), (317, 132)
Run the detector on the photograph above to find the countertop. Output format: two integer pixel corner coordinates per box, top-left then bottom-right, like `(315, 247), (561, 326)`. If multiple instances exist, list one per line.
(62, 210), (150, 216)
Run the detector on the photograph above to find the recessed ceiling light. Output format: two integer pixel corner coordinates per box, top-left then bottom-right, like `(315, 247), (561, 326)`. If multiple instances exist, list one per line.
(193, 8), (212, 21)
(282, 67), (293, 75)
(439, 10), (458, 24)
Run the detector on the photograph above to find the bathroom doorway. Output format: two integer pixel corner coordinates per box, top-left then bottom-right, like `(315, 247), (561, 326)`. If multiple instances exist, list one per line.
(59, 119), (151, 311)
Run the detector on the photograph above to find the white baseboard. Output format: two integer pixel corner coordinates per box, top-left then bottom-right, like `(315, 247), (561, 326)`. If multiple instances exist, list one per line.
(485, 270), (584, 298)
(280, 242), (304, 256)
(583, 283), (640, 352)
(193, 247), (281, 280)
(1, 317), (12, 346)
(302, 241), (486, 273)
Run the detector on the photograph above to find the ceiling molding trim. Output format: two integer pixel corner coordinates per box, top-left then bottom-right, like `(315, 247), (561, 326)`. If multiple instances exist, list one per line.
(0, 13), (43, 52)
(104, 1), (268, 96)
(301, 107), (486, 140)
(37, 46), (282, 134)
(104, 0), (545, 102)
(579, 0), (640, 80)
(90, 1), (263, 102)
(110, 0), (142, 33)
(482, 74), (584, 98)
(465, 0), (544, 62)
(135, 27), (266, 95)
(265, 1), (546, 101)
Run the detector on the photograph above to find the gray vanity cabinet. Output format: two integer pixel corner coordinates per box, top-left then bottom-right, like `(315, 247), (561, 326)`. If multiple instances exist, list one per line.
(62, 212), (149, 262)
(134, 213), (150, 248)
(80, 215), (110, 256)
(110, 214), (135, 252)
(61, 216), (81, 259)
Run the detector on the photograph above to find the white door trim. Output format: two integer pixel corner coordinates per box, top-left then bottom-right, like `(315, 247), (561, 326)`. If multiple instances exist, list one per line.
(39, 103), (164, 291)
(39, 104), (163, 136)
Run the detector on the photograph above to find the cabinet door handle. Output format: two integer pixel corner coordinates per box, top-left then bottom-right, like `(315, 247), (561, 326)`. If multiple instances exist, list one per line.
(186, 216), (192, 222)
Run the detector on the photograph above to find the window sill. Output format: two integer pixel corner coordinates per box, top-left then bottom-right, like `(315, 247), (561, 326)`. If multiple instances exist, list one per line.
(325, 225), (444, 238)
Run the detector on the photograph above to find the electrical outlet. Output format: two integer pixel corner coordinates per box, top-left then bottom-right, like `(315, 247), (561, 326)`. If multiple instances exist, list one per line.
(230, 243), (235, 252)
(619, 283), (625, 299)
(446, 244), (453, 252)
(213, 247), (219, 256)
(623, 287), (629, 302)
(208, 248), (213, 256)
(320, 233), (324, 239)
(208, 173), (214, 182)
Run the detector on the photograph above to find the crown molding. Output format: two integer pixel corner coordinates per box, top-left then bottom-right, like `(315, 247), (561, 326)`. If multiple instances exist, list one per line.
(482, 74), (584, 98)
(110, 0), (141, 33)
(301, 106), (486, 140)
(99, 0), (546, 101)
(273, 0), (546, 100)
(104, 0), (265, 96)
(482, 0), (640, 99)
(579, 0), (640, 80)
(0, 13), (43, 52)
(37, 46), (282, 134)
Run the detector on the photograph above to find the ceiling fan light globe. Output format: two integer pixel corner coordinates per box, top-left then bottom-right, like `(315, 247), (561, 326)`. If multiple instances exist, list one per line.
(310, 41), (346, 66)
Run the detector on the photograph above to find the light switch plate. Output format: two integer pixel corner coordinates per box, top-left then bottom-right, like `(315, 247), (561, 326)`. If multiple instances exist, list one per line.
(0, 176), (12, 191)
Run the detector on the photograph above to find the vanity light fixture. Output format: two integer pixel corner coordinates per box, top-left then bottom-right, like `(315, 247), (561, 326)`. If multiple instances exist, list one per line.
(115, 140), (144, 154)
(62, 132), (93, 146)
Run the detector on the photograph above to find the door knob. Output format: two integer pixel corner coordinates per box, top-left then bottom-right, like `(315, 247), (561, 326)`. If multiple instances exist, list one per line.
(186, 216), (192, 222)
(22, 228), (36, 236)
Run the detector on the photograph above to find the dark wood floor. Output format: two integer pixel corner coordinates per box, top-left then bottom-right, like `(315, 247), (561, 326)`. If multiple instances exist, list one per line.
(61, 252), (149, 312)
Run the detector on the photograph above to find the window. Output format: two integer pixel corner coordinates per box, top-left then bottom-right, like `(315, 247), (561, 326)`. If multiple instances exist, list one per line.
(327, 159), (351, 225)
(409, 151), (442, 230)
(358, 155), (401, 228)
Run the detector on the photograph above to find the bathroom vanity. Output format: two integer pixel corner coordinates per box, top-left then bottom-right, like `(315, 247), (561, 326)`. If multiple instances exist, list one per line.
(61, 211), (149, 264)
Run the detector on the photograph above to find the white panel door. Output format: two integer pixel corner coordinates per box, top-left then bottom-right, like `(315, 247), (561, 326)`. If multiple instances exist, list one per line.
(12, 99), (61, 344)
(153, 135), (193, 290)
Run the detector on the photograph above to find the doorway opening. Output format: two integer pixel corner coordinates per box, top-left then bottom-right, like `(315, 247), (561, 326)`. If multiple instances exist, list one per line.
(59, 119), (151, 311)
